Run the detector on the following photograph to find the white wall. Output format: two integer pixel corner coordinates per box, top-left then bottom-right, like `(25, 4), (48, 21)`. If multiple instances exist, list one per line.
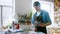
(0, 7), (1, 28)
(15, 0), (32, 15)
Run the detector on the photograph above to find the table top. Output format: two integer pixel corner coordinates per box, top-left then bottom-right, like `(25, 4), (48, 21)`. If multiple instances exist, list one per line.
(8, 31), (45, 34)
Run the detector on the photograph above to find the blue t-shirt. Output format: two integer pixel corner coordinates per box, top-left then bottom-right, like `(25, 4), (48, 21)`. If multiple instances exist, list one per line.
(31, 10), (51, 24)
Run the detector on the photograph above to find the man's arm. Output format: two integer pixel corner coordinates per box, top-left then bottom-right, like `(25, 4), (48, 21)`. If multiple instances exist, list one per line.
(39, 22), (51, 27)
(39, 13), (51, 27)
(45, 13), (51, 26)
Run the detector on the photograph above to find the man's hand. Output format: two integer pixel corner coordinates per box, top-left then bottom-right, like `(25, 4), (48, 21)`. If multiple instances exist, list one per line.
(45, 22), (51, 26)
(39, 23), (46, 27)
(39, 22), (51, 27)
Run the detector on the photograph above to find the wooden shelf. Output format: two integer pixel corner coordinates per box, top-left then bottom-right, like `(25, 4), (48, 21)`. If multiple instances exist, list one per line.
(54, 0), (60, 24)
(49, 28), (60, 34)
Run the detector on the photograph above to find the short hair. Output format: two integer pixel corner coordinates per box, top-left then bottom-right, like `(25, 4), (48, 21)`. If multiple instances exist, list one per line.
(33, 1), (40, 6)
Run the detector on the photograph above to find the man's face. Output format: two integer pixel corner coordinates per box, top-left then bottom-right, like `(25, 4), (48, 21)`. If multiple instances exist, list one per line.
(34, 6), (40, 11)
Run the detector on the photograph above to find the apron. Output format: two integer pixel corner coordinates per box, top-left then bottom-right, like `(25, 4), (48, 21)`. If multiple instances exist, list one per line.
(34, 12), (47, 34)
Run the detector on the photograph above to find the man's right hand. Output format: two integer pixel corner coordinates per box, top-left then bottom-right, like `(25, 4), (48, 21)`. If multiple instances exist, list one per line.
(39, 23), (46, 27)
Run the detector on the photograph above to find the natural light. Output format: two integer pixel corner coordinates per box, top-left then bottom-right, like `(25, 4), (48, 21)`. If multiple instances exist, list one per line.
(0, 0), (15, 27)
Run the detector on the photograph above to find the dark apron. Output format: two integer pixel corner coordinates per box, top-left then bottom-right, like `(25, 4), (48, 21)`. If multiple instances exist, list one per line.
(35, 26), (47, 34)
(34, 12), (47, 34)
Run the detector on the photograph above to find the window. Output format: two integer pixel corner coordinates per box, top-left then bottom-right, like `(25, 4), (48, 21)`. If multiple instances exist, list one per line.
(3, 7), (13, 26)
(0, 0), (12, 6)
(0, 0), (15, 27)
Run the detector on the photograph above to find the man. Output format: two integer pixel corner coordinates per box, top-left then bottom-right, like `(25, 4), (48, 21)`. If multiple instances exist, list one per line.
(31, 1), (51, 34)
